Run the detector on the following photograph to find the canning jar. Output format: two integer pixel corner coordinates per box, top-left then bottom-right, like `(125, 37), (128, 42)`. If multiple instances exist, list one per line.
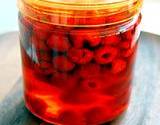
(18, 0), (143, 124)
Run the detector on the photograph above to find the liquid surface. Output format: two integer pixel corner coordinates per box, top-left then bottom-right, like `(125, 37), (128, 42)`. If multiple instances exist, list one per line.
(19, 13), (141, 125)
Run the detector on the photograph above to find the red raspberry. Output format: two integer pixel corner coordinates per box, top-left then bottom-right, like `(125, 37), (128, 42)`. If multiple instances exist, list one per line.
(36, 50), (52, 62)
(70, 29), (101, 48)
(94, 46), (118, 64)
(111, 59), (127, 74)
(32, 35), (50, 51)
(25, 94), (47, 115)
(85, 107), (110, 125)
(58, 110), (84, 125)
(121, 44), (137, 58)
(103, 76), (131, 96)
(122, 28), (134, 41)
(119, 40), (131, 49)
(51, 72), (77, 90)
(34, 61), (53, 75)
(79, 77), (103, 92)
(61, 89), (94, 104)
(53, 56), (75, 72)
(47, 33), (70, 52)
(78, 64), (101, 78)
(33, 21), (53, 40)
(102, 35), (120, 45)
(68, 48), (93, 64)
(114, 87), (131, 106)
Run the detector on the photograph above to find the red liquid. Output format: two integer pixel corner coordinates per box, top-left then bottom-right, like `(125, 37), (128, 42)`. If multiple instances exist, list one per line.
(19, 13), (141, 125)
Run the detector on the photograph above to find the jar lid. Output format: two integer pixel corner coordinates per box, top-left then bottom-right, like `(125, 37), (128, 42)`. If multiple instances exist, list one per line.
(18, 0), (143, 26)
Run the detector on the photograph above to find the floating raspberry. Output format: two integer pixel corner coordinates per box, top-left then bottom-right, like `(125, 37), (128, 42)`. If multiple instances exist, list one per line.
(51, 72), (77, 90)
(79, 77), (103, 92)
(25, 94), (47, 115)
(68, 48), (93, 64)
(121, 28), (135, 41)
(53, 56), (75, 72)
(102, 35), (120, 45)
(47, 33), (70, 52)
(32, 35), (50, 51)
(61, 89), (94, 104)
(119, 40), (131, 49)
(78, 64), (101, 78)
(111, 59), (127, 74)
(70, 29), (101, 48)
(121, 44), (137, 58)
(34, 61), (53, 75)
(33, 21), (53, 40)
(103, 77), (131, 97)
(114, 86), (131, 106)
(94, 46), (118, 64)
(58, 110), (83, 125)
(85, 107), (109, 125)
(36, 50), (52, 62)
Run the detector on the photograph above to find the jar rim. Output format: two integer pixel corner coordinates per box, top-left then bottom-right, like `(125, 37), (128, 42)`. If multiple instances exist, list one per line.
(18, 0), (143, 26)
(20, 0), (139, 10)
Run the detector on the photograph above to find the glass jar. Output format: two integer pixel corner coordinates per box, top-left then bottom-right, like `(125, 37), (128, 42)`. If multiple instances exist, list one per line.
(18, 0), (143, 124)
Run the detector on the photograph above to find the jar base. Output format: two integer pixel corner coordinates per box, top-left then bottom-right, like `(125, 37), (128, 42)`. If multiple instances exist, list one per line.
(25, 100), (129, 125)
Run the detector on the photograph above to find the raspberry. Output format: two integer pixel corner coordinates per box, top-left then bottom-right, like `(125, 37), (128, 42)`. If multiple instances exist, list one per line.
(78, 64), (101, 78)
(36, 50), (52, 62)
(51, 72), (77, 89)
(102, 35), (120, 45)
(33, 21), (53, 40)
(53, 56), (75, 72)
(25, 94), (47, 115)
(85, 107), (109, 125)
(114, 87), (131, 106)
(32, 35), (50, 51)
(58, 110), (83, 125)
(47, 33), (70, 52)
(68, 48), (93, 64)
(34, 61), (53, 75)
(70, 29), (101, 48)
(103, 77), (131, 96)
(111, 59), (127, 74)
(79, 77), (102, 92)
(61, 89), (94, 104)
(119, 40), (131, 49)
(121, 28), (134, 41)
(94, 46), (118, 64)
(121, 44), (137, 58)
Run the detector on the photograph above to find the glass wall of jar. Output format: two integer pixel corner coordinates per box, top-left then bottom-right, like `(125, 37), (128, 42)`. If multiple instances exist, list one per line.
(18, 0), (143, 124)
